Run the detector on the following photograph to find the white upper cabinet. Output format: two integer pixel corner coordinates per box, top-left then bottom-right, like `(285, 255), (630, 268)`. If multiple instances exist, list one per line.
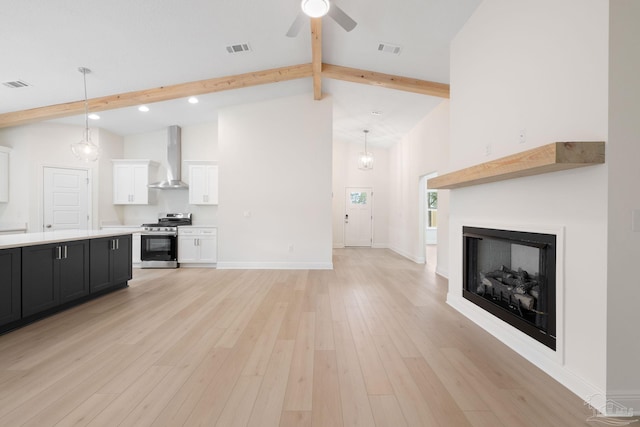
(112, 160), (154, 205)
(188, 162), (218, 205)
(0, 147), (10, 203)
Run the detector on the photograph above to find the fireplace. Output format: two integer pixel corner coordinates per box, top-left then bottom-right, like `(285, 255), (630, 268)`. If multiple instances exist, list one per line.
(463, 226), (556, 350)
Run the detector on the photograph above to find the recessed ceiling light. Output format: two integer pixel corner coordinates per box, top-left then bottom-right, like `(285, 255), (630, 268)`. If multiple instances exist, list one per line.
(188, 97), (199, 104)
(138, 105), (150, 112)
(371, 111), (383, 116)
(88, 113), (100, 120)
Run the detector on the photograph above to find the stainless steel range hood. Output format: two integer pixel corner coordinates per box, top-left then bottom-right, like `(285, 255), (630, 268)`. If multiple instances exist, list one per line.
(148, 125), (189, 190)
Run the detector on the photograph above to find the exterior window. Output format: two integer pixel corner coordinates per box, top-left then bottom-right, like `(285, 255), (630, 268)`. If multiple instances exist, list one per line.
(427, 190), (438, 228)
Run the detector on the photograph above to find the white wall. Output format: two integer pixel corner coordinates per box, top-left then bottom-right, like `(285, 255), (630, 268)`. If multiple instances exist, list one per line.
(332, 139), (389, 248)
(0, 123), (123, 231)
(121, 122), (218, 226)
(449, 0), (610, 405)
(217, 93), (333, 269)
(607, 0), (640, 406)
(388, 100), (450, 274)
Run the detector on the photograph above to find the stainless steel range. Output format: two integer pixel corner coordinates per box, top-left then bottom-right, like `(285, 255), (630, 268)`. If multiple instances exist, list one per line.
(140, 213), (192, 268)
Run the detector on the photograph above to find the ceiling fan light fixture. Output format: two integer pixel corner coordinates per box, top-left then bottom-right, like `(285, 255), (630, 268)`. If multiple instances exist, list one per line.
(70, 67), (101, 162)
(301, 0), (330, 18)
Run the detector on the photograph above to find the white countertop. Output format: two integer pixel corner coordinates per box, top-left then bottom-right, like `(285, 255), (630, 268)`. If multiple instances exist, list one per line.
(0, 229), (135, 250)
(100, 225), (144, 231)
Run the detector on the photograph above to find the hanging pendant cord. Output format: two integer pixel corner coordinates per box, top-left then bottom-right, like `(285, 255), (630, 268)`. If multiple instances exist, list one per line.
(364, 129), (369, 153)
(79, 67), (91, 136)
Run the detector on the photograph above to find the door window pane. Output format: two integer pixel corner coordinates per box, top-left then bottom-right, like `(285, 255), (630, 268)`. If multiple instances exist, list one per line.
(350, 192), (367, 204)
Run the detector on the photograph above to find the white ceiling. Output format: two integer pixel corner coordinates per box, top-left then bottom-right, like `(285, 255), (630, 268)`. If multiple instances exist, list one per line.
(0, 0), (481, 147)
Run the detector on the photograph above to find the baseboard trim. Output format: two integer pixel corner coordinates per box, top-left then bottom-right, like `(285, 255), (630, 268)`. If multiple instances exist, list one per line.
(217, 261), (333, 270)
(179, 263), (217, 268)
(600, 391), (640, 417)
(435, 266), (449, 279)
(389, 246), (425, 264)
(333, 244), (388, 249)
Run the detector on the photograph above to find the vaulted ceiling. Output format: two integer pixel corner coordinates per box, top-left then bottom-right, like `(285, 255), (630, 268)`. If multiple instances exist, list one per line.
(0, 0), (481, 147)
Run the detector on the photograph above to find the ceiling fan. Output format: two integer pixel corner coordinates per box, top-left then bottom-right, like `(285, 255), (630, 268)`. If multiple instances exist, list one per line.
(286, 0), (357, 37)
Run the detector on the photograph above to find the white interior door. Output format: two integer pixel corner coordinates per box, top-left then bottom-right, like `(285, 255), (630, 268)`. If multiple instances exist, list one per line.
(43, 167), (90, 231)
(344, 187), (372, 247)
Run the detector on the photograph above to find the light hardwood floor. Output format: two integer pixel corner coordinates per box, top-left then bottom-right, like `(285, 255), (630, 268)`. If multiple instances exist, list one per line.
(0, 248), (595, 426)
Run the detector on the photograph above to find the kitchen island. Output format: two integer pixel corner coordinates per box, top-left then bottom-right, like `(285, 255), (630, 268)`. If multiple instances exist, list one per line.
(0, 229), (134, 334)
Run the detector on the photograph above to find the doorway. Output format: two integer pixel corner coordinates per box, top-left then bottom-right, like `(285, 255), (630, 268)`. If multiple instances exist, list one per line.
(344, 187), (372, 247)
(419, 173), (438, 266)
(43, 167), (90, 231)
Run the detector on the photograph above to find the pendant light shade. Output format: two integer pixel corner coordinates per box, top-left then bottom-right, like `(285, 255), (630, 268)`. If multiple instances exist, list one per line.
(301, 0), (330, 18)
(70, 67), (101, 162)
(358, 129), (373, 171)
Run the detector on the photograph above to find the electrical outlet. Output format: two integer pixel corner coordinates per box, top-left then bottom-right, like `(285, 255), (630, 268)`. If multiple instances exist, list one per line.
(519, 128), (526, 144)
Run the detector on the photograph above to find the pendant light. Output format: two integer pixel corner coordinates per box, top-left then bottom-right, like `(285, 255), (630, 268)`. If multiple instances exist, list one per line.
(301, 0), (330, 18)
(70, 67), (101, 162)
(358, 129), (373, 171)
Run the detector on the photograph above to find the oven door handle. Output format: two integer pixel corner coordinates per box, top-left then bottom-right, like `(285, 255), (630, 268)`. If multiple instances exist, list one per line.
(142, 232), (177, 237)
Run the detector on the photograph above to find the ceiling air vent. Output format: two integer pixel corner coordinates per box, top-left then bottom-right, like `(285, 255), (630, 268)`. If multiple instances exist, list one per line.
(377, 42), (402, 55)
(226, 43), (251, 54)
(2, 80), (31, 88)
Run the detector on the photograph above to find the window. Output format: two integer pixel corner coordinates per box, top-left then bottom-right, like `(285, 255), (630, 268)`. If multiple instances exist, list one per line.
(350, 192), (368, 205)
(427, 190), (437, 228)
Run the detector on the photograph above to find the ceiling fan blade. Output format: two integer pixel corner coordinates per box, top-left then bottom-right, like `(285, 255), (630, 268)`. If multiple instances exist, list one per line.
(286, 12), (306, 37)
(328, 4), (357, 32)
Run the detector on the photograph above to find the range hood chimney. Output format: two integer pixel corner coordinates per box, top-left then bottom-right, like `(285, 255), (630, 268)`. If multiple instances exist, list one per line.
(148, 125), (189, 190)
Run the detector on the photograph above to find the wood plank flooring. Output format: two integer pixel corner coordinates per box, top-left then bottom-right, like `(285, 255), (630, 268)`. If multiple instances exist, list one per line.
(0, 248), (594, 426)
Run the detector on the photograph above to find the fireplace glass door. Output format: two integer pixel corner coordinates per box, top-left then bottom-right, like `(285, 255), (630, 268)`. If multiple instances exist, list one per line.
(463, 227), (556, 350)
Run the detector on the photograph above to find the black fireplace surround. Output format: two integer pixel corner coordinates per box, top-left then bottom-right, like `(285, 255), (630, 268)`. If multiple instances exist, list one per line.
(463, 226), (556, 350)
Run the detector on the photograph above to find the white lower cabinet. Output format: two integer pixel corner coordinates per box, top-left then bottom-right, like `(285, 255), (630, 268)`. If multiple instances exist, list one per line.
(178, 227), (217, 266)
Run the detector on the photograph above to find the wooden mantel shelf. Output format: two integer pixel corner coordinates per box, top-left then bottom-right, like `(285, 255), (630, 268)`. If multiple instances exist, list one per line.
(428, 141), (605, 190)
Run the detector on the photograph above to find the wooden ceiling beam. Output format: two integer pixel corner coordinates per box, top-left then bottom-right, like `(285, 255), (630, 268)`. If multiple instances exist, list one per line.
(0, 63), (451, 129)
(321, 63), (450, 99)
(310, 18), (323, 100)
(0, 64), (314, 128)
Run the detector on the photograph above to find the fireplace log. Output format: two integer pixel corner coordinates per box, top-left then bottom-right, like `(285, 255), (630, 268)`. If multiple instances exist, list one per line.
(513, 293), (535, 311)
(530, 286), (540, 299)
(481, 276), (513, 293)
(480, 274), (537, 312)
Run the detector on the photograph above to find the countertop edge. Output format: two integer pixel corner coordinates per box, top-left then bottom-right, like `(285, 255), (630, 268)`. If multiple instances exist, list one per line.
(0, 230), (134, 250)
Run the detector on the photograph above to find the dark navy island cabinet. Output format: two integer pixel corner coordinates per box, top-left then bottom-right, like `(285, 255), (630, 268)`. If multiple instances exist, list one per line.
(0, 248), (21, 327)
(0, 233), (132, 334)
(22, 240), (90, 317)
(90, 235), (132, 293)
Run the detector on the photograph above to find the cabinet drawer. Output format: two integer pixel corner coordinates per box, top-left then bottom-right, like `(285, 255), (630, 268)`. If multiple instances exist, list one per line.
(179, 227), (217, 236)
